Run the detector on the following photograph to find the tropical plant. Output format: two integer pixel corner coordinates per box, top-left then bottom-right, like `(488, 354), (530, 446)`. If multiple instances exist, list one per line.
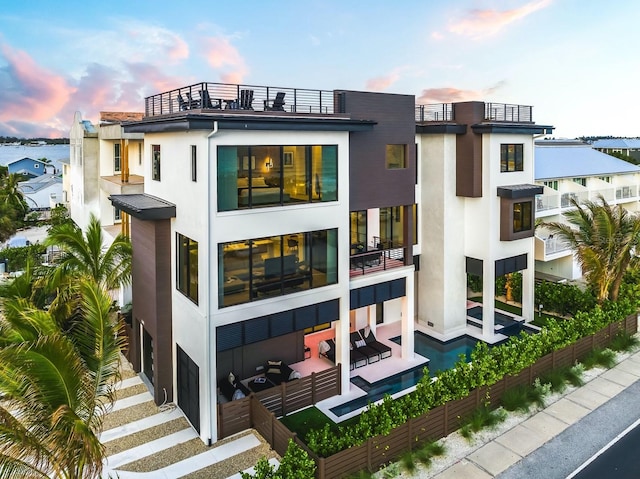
(542, 196), (640, 303)
(0, 280), (124, 478)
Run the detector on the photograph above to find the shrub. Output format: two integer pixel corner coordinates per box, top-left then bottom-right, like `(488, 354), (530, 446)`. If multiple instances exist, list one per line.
(609, 331), (639, 352)
(582, 348), (616, 370)
(460, 405), (506, 440)
(240, 440), (316, 479)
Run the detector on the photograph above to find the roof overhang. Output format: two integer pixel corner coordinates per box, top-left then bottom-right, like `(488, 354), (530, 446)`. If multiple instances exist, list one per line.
(415, 123), (467, 134)
(123, 114), (376, 134)
(497, 184), (543, 199)
(472, 123), (554, 135)
(110, 194), (176, 220)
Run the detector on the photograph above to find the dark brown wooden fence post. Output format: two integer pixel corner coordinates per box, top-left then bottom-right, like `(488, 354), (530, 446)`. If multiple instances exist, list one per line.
(311, 371), (316, 404)
(444, 403), (448, 433)
(367, 437), (373, 472)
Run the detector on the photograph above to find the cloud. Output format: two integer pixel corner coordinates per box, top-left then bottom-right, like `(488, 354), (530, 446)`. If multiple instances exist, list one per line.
(366, 71), (401, 91)
(0, 43), (74, 126)
(447, 0), (553, 39)
(202, 36), (248, 83)
(121, 22), (190, 64)
(417, 81), (506, 103)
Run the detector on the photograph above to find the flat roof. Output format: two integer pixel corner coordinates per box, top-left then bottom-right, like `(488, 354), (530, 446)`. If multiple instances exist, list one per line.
(110, 194), (176, 220)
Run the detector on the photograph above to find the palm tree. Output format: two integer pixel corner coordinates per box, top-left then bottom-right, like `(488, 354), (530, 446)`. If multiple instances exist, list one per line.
(0, 281), (123, 478)
(542, 196), (640, 303)
(43, 213), (132, 291)
(1, 173), (28, 218)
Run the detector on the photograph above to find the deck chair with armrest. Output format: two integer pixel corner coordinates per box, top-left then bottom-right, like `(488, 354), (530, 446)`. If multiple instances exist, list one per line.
(239, 89), (254, 110)
(264, 91), (286, 111)
(350, 331), (380, 364)
(178, 94), (188, 111)
(200, 89), (219, 109)
(359, 327), (392, 359)
(319, 338), (367, 370)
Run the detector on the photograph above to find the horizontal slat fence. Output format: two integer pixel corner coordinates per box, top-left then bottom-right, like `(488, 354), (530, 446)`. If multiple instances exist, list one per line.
(312, 313), (637, 478)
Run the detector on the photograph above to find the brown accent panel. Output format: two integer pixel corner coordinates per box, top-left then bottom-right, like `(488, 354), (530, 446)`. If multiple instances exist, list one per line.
(402, 204), (413, 266)
(337, 90), (416, 210)
(499, 197), (535, 241)
(454, 102), (485, 197)
(131, 216), (173, 405)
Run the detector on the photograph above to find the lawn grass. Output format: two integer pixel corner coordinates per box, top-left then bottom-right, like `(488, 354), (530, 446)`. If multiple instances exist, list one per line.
(280, 406), (359, 441)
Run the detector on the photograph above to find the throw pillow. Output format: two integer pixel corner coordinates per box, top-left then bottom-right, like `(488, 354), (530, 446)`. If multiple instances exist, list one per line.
(267, 367), (280, 375)
(232, 388), (245, 400)
(228, 372), (235, 385)
(355, 339), (366, 348)
(289, 370), (302, 380)
(267, 360), (282, 367)
(363, 325), (371, 339)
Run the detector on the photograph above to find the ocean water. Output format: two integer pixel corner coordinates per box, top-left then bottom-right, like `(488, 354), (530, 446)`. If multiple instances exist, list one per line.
(0, 144), (70, 173)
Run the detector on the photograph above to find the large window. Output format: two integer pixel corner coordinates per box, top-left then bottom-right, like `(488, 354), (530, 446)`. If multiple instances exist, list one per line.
(177, 233), (198, 304)
(513, 201), (532, 233)
(217, 145), (338, 211)
(114, 143), (121, 173)
(386, 144), (406, 169)
(500, 144), (523, 172)
(219, 228), (338, 307)
(152, 145), (161, 181)
(350, 211), (367, 252)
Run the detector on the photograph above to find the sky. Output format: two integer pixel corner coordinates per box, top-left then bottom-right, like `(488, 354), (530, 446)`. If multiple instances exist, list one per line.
(0, 0), (638, 139)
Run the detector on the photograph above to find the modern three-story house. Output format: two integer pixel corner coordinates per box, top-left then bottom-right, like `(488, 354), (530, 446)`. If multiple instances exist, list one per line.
(109, 82), (551, 444)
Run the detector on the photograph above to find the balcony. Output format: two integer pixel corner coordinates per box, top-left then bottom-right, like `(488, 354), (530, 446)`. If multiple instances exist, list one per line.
(415, 103), (453, 122)
(560, 191), (589, 209)
(535, 193), (559, 213)
(144, 82), (335, 118)
(535, 235), (572, 261)
(615, 185), (638, 201)
(100, 174), (144, 196)
(349, 243), (406, 277)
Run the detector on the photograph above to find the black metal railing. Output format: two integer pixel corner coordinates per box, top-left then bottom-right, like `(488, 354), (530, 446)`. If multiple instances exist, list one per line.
(485, 103), (533, 123)
(144, 82), (335, 117)
(415, 103), (453, 122)
(349, 243), (405, 276)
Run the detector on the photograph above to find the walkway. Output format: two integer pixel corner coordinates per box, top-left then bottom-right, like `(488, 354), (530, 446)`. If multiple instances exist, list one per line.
(420, 347), (640, 478)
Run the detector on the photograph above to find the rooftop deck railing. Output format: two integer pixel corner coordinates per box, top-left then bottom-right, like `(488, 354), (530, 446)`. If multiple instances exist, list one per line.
(485, 102), (533, 122)
(144, 82), (335, 117)
(415, 103), (453, 122)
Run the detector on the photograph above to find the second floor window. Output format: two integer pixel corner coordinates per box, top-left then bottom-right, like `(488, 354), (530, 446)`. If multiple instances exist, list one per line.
(177, 233), (198, 304)
(513, 201), (532, 233)
(114, 143), (121, 173)
(500, 144), (523, 172)
(386, 144), (406, 169)
(542, 180), (558, 190)
(152, 145), (161, 181)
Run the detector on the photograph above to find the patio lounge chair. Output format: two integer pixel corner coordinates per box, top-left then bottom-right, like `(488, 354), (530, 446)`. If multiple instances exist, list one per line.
(350, 331), (380, 364)
(199, 89), (220, 109)
(239, 89), (254, 110)
(319, 338), (367, 370)
(358, 327), (392, 359)
(264, 91), (286, 111)
(177, 94), (188, 111)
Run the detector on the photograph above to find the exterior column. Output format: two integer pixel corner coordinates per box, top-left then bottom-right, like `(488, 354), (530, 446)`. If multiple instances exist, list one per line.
(482, 260), (495, 339)
(522, 253), (535, 322)
(401, 271), (415, 359)
(338, 294), (351, 393)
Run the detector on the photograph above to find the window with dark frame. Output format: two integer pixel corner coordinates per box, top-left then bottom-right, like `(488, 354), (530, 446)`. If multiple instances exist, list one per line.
(152, 145), (161, 181)
(513, 201), (532, 233)
(177, 233), (198, 304)
(500, 144), (523, 172)
(114, 142), (121, 173)
(191, 145), (197, 182)
(114, 207), (121, 222)
(386, 144), (407, 169)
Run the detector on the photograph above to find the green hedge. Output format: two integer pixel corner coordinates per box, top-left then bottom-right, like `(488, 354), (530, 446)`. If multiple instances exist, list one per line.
(305, 298), (636, 457)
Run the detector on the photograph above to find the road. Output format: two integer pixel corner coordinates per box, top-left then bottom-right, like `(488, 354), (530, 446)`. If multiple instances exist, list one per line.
(497, 378), (640, 479)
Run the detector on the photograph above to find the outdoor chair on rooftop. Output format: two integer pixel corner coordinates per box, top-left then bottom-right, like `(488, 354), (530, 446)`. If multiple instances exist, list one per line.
(239, 89), (254, 110)
(264, 91), (286, 111)
(177, 94), (188, 111)
(200, 89), (219, 109)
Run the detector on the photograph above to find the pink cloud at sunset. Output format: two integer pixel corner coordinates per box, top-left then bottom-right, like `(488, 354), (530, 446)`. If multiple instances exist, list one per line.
(203, 37), (248, 84)
(447, 0), (553, 39)
(366, 72), (401, 91)
(417, 82), (506, 104)
(0, 43), (74, 124)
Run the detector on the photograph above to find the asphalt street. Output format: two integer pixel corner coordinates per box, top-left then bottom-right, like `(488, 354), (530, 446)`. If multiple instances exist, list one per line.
(496, 378), (640, 479)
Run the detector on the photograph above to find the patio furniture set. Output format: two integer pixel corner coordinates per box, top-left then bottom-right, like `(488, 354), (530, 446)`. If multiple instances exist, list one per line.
(319, 328), (392, 370)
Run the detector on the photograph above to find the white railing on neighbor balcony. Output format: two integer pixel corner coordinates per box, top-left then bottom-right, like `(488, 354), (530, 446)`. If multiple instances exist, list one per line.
(615, 185), (638, 200)
(536, 194), (559, 212)
(589, 187), (615, 203)
(560, 191), (589, 209)
(544, 236), (572, 255)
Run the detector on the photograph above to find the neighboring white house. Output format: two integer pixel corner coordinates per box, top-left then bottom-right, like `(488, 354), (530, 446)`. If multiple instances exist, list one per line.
(17, 174), (63, 211)
(107, 82), (551, 445)
(592, 138), (640, 163)
(534, 139), (640, 280)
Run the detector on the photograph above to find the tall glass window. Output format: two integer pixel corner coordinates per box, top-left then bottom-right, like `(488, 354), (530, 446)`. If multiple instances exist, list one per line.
(217, 145), (338, 211)
(219, 228), (338, 307)
(380, 206), (404, 248)
(114, 142), (121, 173)
(350, 211), (367, 252)
(500, 144), (523, 172)
(513, 202), (532, 233)
(152, 145), (161, 181)
(177, 233), (198, 304)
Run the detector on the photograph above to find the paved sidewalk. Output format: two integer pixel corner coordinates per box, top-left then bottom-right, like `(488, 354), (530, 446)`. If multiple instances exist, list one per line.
(428, 349), (640, 479)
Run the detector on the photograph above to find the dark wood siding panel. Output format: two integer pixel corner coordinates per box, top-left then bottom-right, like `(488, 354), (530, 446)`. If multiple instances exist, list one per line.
(454, 102), (485, 197)
(339, 90), (416, 211)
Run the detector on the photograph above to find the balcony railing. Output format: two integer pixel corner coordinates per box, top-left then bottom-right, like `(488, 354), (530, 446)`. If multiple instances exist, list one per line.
(615, 185), (638, 200)
(589, 187), (615, 203)
(349, 243), (406, 277)
(415, 103), (453, 122)
(144, 82), (335, 117)
(536, 194), (559, 212)
(485, 103), (533, 123)
(561, 191), (589, 209)
(542, 236), (571, 255)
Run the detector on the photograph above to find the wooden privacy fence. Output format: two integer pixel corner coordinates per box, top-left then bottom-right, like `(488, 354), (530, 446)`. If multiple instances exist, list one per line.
(305, 313), (637, 479)
(217, 365), (341, 440)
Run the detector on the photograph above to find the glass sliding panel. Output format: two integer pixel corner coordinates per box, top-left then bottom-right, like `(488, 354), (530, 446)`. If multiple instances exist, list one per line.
(188, 239), (198, 303)
(217, 146), (239, 211)
(350, 211), (367, 252)
(251, 146), (282, 208)
(311, 229), (338, 287)
(314, 145), (338, 202)
(253, 236), (281, 297)
(236, 146), (251, 209)
(380, 207), (404, 247)
(283, 146), (308, 203)
(220, 241), (250, 307)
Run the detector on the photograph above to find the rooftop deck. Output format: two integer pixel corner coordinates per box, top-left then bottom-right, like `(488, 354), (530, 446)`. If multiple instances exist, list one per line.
(145, 82), (335, 117)
(415, 102), (534, 123)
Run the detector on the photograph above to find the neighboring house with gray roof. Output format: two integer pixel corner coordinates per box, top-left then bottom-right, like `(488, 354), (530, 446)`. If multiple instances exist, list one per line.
(534, 140), (640, 280)
(592, 138), (640, 163)
(17, 174), (63, 210)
